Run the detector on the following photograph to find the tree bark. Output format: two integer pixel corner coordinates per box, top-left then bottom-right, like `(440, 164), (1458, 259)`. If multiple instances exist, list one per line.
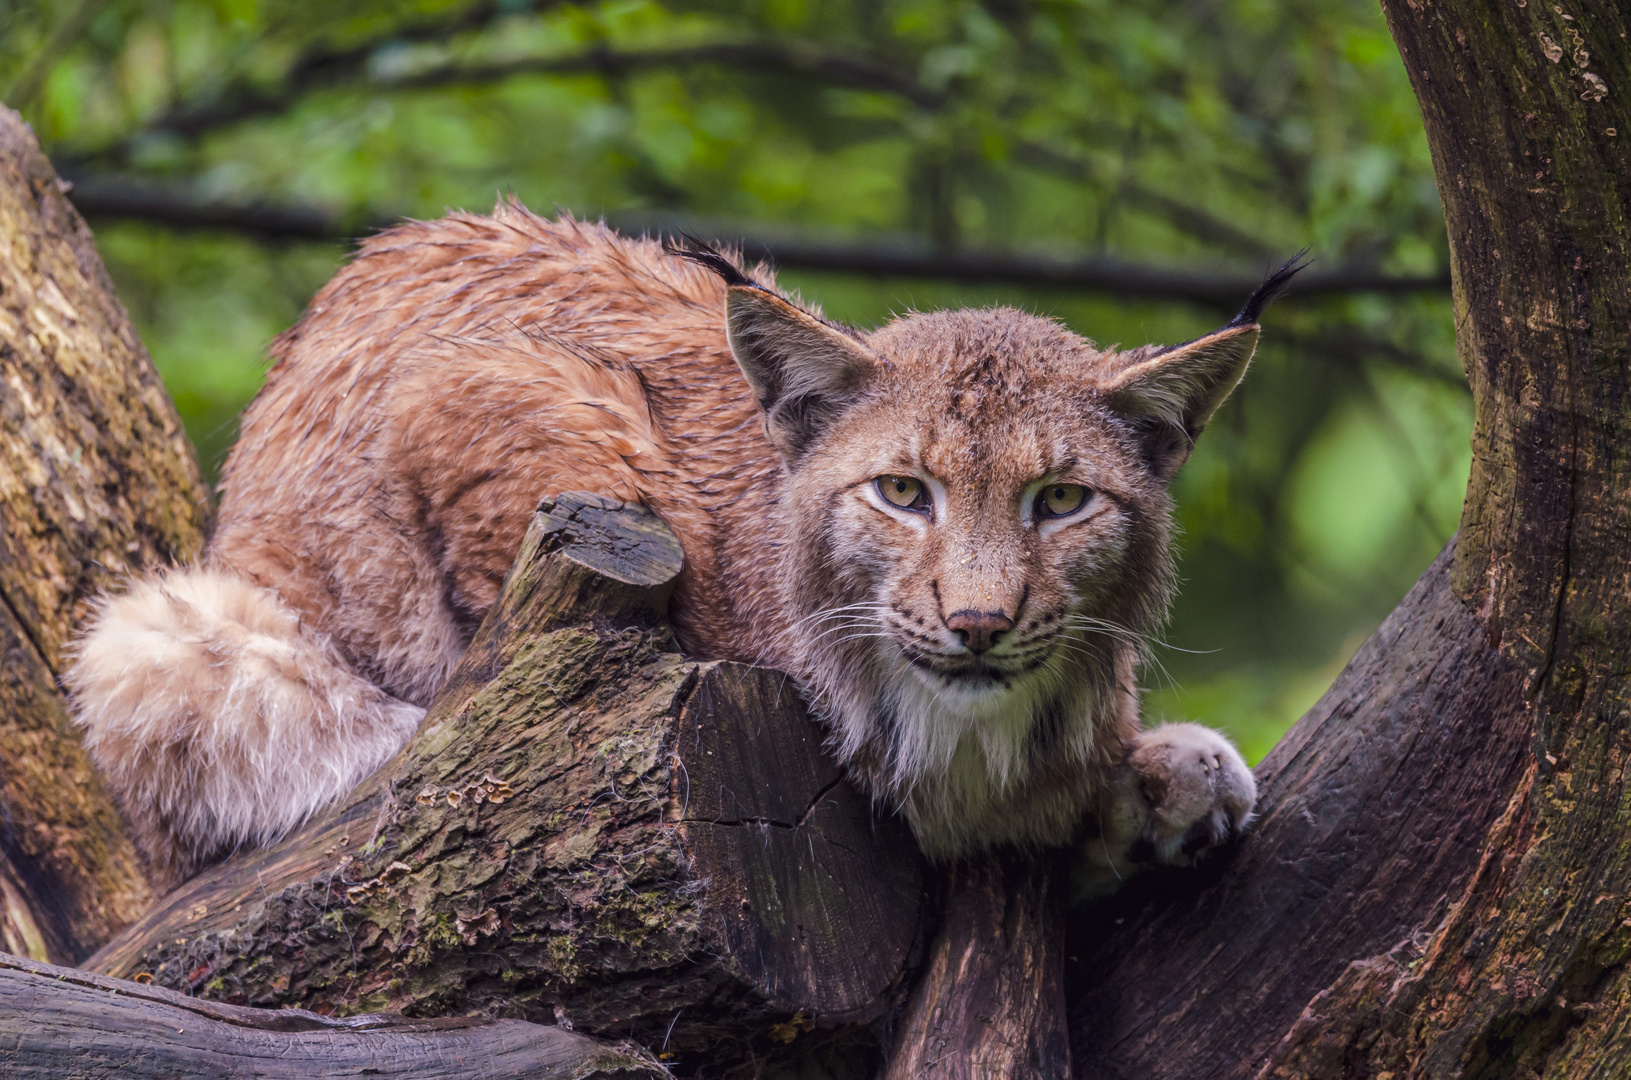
(0, 103), (209, 965)
(0, 949), (665, 1078)
(1067, 3), (1631, 1077)
(88, 493), (926, 1078)
(887, 852), (1072, 1080)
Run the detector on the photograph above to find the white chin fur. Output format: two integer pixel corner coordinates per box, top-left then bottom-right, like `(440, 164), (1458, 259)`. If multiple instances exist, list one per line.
(65, 567), (424, 885)
(844, 641), (1098, 859)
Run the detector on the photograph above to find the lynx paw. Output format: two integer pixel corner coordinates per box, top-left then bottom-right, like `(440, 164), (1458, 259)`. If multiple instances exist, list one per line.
(1127, 722), (1256, 865)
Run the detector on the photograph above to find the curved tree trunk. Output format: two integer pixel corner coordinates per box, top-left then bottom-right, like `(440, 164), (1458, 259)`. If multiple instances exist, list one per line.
(1068, 3), (1631, 1077)
(0, 104), (209, 964)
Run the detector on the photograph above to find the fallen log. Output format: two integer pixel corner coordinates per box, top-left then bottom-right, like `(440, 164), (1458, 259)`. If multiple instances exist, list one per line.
(0, 949), (664, 1078)
(89, 492), (927, 1075)
(0, 103), (209, 964)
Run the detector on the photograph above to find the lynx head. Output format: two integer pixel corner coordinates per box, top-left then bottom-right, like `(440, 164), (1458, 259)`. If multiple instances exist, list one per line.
(678, 244), (1301, 857)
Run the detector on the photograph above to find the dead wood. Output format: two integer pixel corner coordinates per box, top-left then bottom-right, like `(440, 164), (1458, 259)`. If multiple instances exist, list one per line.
(888, 851), (1072, 1080)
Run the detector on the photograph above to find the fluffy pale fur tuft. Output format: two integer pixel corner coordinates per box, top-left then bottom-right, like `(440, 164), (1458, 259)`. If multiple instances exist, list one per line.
(67, 568), (423, 885)
(69, 203), (1274, 881)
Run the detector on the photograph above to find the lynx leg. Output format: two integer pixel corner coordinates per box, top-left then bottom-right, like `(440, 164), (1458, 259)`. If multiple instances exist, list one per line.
(1075, 723), (1256, 901)
(66, 568), (424, 887)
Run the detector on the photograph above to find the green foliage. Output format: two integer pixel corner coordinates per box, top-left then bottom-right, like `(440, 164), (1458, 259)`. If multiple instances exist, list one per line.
(3, 0), (1466, 759)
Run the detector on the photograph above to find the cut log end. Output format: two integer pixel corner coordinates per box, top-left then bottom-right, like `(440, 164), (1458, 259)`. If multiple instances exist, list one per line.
(537, 492), (685, 588)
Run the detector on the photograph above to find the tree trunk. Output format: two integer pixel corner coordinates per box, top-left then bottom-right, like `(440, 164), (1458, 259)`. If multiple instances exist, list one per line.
(0, 103), (209, 965)
(1, 949), (665, 1078)
(88, 493), (926, 1078)
(1068, 4), (1631, 1077)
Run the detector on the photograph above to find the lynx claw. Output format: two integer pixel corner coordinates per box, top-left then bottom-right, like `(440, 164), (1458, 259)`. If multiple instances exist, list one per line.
(1127, 722), (1256, 866)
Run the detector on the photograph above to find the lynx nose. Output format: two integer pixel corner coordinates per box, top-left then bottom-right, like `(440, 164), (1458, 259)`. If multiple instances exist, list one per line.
(945, 610), (1015, 654)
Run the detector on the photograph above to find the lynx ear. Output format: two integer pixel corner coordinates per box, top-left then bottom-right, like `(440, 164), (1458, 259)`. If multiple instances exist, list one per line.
(672, 242), (878, 460)
(1102, 325), (1260, 481)
(1103, 254), (1307, 481)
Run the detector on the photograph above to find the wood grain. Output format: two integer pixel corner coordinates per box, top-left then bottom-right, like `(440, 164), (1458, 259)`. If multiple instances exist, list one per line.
(1066, 0), (1631, 1074)
(1068, 543), (1532, 1077)
(889, 851), (1071, 1080)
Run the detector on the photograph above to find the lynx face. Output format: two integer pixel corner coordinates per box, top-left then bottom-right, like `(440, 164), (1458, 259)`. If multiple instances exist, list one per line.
(679, 246), (1267, 857)
(781, 312), (1166, 771)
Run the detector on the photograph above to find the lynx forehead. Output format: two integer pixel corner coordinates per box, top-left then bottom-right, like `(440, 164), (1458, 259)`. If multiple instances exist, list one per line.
(68, 203), (1279, 883)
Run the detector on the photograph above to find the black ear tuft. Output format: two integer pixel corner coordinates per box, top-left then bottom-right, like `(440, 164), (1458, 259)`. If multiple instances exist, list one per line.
(666, 235), (880, 462)
(1228, 252), (1311, 328)
(664, 234), (760, 290)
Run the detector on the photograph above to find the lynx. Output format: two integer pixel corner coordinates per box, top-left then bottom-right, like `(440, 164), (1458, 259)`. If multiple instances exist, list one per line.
(68, 201), (1285, 887)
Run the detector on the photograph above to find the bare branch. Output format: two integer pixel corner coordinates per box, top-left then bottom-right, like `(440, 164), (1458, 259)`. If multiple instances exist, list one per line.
(63, 176), (1448, 306)
(79, 33), (937, 167)
(6, 0), (105, 110)
(64, 175), (345, 239)
(384, 40), (943, 108)
(1012, 139), (1286, 260)
(127, 1), (545, 144)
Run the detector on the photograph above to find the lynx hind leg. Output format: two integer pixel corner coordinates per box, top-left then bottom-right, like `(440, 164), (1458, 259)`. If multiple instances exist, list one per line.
(66, 567), (424, 887)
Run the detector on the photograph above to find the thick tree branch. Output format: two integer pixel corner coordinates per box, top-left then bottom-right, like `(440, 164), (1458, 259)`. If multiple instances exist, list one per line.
(0, 106), (206, 966)
(1065, 0), (1631, 1075)
(88, 495), (924, 1077)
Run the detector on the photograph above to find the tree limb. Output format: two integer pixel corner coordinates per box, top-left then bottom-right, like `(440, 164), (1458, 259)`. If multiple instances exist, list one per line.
(382, 40), (944, 108)
(125, 1), (561, 145)
(62, 174), (1449, 305)
(0, 105), (206, 966)
(0, 950), (664, 1078)
(79, 35), (937, 167)
(1064, 0), (1631, 1072)
(88, 494), (924, 1077)
(1010, 138), (1286, 261)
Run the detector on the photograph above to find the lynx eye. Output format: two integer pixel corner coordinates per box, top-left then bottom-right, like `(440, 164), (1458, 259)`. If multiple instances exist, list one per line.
(1037, 483), (1089, 518)
(877, 475), (929, 512)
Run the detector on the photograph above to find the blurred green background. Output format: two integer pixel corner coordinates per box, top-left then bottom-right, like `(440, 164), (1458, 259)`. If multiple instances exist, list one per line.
(4, 0), (1466, 763)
